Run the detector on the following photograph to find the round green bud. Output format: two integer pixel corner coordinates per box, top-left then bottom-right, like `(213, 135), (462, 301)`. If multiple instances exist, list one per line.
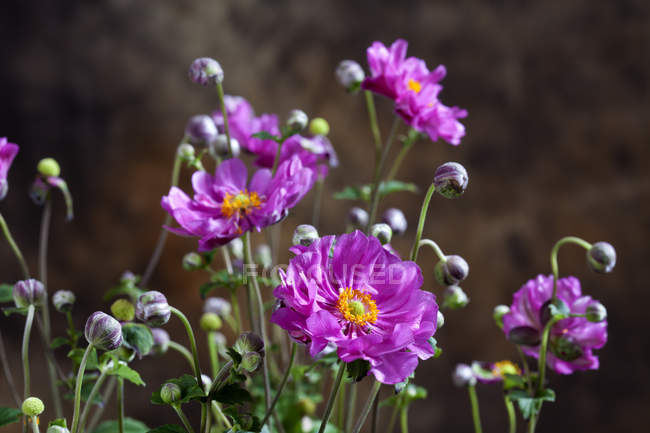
(436, 310), (445, 329)
(493, 304), (510, 329)
(309, 117), (330, 136)
(37, 158), (61, 177)
(111, 299), (135, 322)
(586, 241), (616, 274)
(22, 397), (45, 417)
(585, 301), (607, 323)
(234, 332), (265, 356)
(177, 143), (196, 161)
(292, 224), (319, 247)
(47, 426), (71, 433)
(182, 252), (204, 271)
(298, 397), (316, 416)
(434, 255), (469, 286)
(52, 290), (75, 313)
(370, 223), (392, 245)
(160, 383), (182, 404)
(442, 285), (469, 310)
(200, 312), (222, 332)
(240, 351), (262, 373)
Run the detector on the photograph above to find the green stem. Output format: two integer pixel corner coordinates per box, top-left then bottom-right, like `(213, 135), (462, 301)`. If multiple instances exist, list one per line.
(550, 236), (592, 301)
(207, 332), (219, 379)
(371, 391), (379, 433)
(172, 404), (195, 433)
(400, 407), (408, 433)
(29, 416), (40, 433)
(208, 360), (234, 395)
(0, 330), (20, 406)
(0, 212), (30, 278)
(38, 197), (51, 288)
(317, 362), (346, 433)
(515, 346), (533, 395)
(505, 395), (516, 433)
(527, 412), (537, 433)
(366, 117), (400, 231)
(78, 367), (109, 432)
(271, 141), (284, 176)
(350, 381), (382, 433)
(71, 344), (94, 433)
(386, 403), (399, 433)
(211, 400), (232, 429)
(386, 139), (414, 182)
(364, 90), (382, 154)
(337, 381), (346, 431)
(87, 376), (117, 432)
(216, 82), (233, 159)
(417, 239), (447, 262)
(117, 377), (125, 433)
(221, 247), (233, 274)
(141, 145), (184, 288)
(261, 342), (297, 428)
(170, 307), (202, 385)
(537, 317), (560, 396)
(345, 382), (358, 433)
(468, 385), (483, 433)
(169, 340), (195, 369)
(409, 183), (437, 261)
(22, 305), (35, 399)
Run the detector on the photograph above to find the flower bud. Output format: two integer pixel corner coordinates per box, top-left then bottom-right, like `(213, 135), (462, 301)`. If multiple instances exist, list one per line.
(287, 109), (309, 132)
(200, 312), (222, 332)
(442, 285), (469, 310)
(204, 297), (232, 317)
(452, 364), (476, 387)
(381, 208), (407, 236)
(13, 279), (46, 308)
(370, 223), (392, 245)
(47, 426), (70, 433)
(84, 312), (123, 351)
(0, 179), (7, 201)
(550, 335), (583, 361)
(160, 382), (182, 404)
(507, 326), (541, 346)
(254, 244), (272, 269)
(240, 351), (262, 373)
(185, 115), (218, 146)
(298, 397), (316, 416)
(292, 224), (319, 247)
(182, 252), (204, 271)
(336, 60), (365, 92)
(201, 374), (212, 392)
(188, 57), (224, 86)
(37, 158), (61, 177)
(436, 310), (445, 329)
(136, 291), (171, 327)
(348, 207), (369, 229)
(52, 290), (75, 313)
(434, 255), (469, 285)
(434, 162), (468, 199)
(111, 299), (135, 322)
(585, 301), (607, 323)
(120, 271), (139, 286)
(177, 143), (196, 162)
(301, 416), (314, 433)
(211, 134), (241, 158)
(586, 241), (616, 274)
(309, 118), (330, 136)
(227, 238), (244, 261)
(234, 332), (265, 356)
(151, 328), (170, 355)
(22, 397), (44, 417)
(493, 305), (510, 329)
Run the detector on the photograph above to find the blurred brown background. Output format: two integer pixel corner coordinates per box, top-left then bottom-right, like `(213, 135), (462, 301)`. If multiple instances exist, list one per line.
(1, 0), (649, 432)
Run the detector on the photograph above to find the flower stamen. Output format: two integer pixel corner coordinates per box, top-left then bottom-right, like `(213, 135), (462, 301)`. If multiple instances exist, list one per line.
(407, 78), (422, 93)
(221, 189), (262, 218)
(336, 288), (378, 327)
(491, 360), (522, 378)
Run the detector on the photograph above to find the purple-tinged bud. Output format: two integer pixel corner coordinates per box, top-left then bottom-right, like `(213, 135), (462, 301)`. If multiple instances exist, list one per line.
(29, 177), (49, 205)
(437, 311), (445, 329)
(201, 374), (212, 392)
(136, 291), (171, 327)
(452, 364), (476, 387)
(227, 238), (244, 261)
(111, 299), (135, 322)
(587, 242), (616, 274)
(0, 179), (7, 201)
(348, 207), (369, 229)
(22, 397), (45, 417)
(188, 57), (224, 86)
(370, 223), (392, 245)
(442, 285), (469, 310)
(52, 290), (75, 313)
(186, 115), (218, 146)
(434, 162), (468, 199)
(177, 143), (196, 162)
(211, 134), (241, 158)
(336, 60), (365, 92)
(151, 328), (170, 355)
(240, 351), (262, 373)
(160, 382), (182, 404)
(493, 305), (510, 329)
(37, 158), (61, 177)
(204, 297), (232, 317)
(200, 313), (222, 332)
(309, 118), (330, 136)
(120, 271), (139, 285)
(292, 224), (319, 247)
(182, 252), (204, 271)
(550, 335), (583, 361)
(85, 311), (123, 351)
(381, 208), (407, 236)
(13, 279), (46, 308)
(585, 301), (607, 323)
(507, 326), (541, 346)
(254, 244), (272, 269)
(287, 109), (309, 132)
(234, 332), (264, 357)
(434, 255), (469, 285)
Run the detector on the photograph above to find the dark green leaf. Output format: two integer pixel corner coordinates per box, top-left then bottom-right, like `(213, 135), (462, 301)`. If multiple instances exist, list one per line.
(333, 181), (418, 202)
(91, 418), (149, 433)
(110, 363), (145, 386)
(346, 359), (371, 382)
(147, 425), (186, 433)
(227, 347), (243, 366)
(507, 388), (556, 420)
(51, 336), (69, 349)
(122, 323), (154, 358)
(211, 383), (252, 405)
(0, 407), (22, 427)
(151, 375), (204, 405)
(2, 306), (28, 317)
(503, 373), (526, 391)
(251, 131), (279, 142)
(68, 347), (99, 370)
(0, 284), (13, 303)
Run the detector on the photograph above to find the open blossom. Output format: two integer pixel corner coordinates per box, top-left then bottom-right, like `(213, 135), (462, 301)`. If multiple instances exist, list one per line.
(471, 360), (522, 384)
(361, 39), (467, 145)
(212, 96), (337, 176)
(502, 275), (608, 374)
(272, 230), (438, 384)
(0, 137), (19, 200)
(161, 156), (313, 251)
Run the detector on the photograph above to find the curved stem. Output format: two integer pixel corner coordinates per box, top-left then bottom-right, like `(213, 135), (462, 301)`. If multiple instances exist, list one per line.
(505, 395), (516, 433)
(78, 367), (109, 432)
(140, 146), (184, 288)
(172, 404), (195, 433)
(386, 139), (414, 182)
(211, 400), (232, 429)
(207, 332), (220, 379)
(468, 385), (483, 433)
(170, 307), (202, 385)
(417, 239), (447, 262)
(117, 377), (125, 433)
(364, 90), (382, 154)
(367, 117), (400, 231)
(550, 236), (592, 301)
(208, 360), (234, 395)
(0, 212), (30, 279)
(71, 343), (94, 433)
(261, 342), (297, 428)
(216, 82), (233, 159)
(537, 317), (560, 396)
(351, 380), (382, 433)
(409, 183), (436, 261)
(22, 305), (35, 399)
(317, 361), (346, 433)
(0, 330), (20, 405)
(168, 340), (195, 369)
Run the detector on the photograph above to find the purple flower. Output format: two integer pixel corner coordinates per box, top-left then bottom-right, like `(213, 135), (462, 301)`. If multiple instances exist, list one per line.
(271, 230), (438, 384)
(502, 275), (608, 374)
(0, 137), (19, 200)
(162, 156), (313, 251)
(471, 360), (522, 384)
(361, 39), (467, 146)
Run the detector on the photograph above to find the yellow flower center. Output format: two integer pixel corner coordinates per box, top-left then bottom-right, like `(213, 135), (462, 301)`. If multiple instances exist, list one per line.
(336, 288), (378, 327)
(407, 78), (422, 93)
(492, 360), (522, 378)
(221, 190), (262, 218)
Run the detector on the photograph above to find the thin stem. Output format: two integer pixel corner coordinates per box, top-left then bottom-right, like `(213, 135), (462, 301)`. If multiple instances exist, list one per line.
(345, 381), (358, 433)
(409, 183), (437, 261)
(312, 174), (324, 228)
(117, 377), (125, 433)
(29, 417), (40, 433)
(22, 305), (35, 399)
(516, 346), (533, 395)
(0, 212), (30, 278)
(141, 146), (184, 288)
(364, 90), (383, 154)
(271, 141), (284, 175)
(87, 376), (117, 432)
(468, 385), (483, 433)
(417, 239), (446, 262)
(169, 340), (195, 369)
(351, 380), (382, 433)
(221, 247), (233, 274)
(550, 236), (592, 301)
(366, 117), (400, 231)
(211, 400), (232, 429)
(78, 367), (109, 432)
(0, 329), (20, 406)
(71, 344), (94, 433)
(399, 407), (408, 433)
(38, 197), (51, 287)
(317, 361), (346, 433)
(261, 342), (297, 428)
(527, 412), (537, 433)
(215, 82), (233, 159)
(537, 317), (560, 396)
(207, 332), (219, 379)
(386, 139), (414, 182)
(170, 307), (202, 385)
(387, 403), (399, 433)
(229, 291), (242, 335)
(505, 395), (516, 433)
(371, 391), (380, 433)
(337, 381), (346, 431)
(172, 404), (195, 433)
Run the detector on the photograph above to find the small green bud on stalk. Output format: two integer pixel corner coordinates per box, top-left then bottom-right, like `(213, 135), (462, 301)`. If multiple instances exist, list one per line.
(22, 397), (45, 417)
(492, 305), (510, 329)
(586, 241), (617, 274)
(442, 285), (469, 310)
(182, 252), (204, 271)
(160, 383), (182, 404)
(111, 299), (135, 322)
(434, 255), (469, 285)
(292, 224), (319, 246)
(177, 143), (196, 162)
(287, 109), (309, 132)
(370, 223), (392, 245)
(52, 290), (75, 313)
(336, 60), (365, 92)
(200, 312), (222, 332)
(309, 117), (330, 136)
(585, 301), (607, 323)
(37, 158), (61, 177)
(47, 426), (70, 433)
(188, 57), (224, 86)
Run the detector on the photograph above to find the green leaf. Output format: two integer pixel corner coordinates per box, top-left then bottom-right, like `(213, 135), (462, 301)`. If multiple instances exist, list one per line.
(91, 418), (149, 433)
(251, 131), (279, 142)
(151, 375), (204, 405)
(0, 407), (22, 427)
(148, 425), (186, 433)
(346, 359), (371, 382)
(333, 181), (418, 202)
(503, 373), (526, 391)
(110, 363), (146, 386)
(507, 388), (556, 420)
(51, 336), (69, 349)
(2, 306), (28, 317)
(122, 323), (154, 358)
(103, 284), (144, 302)
(48, 418), (68, 428)
(0, 284), (13, 303)
(68, 347), (99, 370)
(211, 383), (252, 405)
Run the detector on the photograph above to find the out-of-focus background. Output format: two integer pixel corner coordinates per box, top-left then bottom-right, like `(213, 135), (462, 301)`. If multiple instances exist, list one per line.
(0, 0), (648, 432)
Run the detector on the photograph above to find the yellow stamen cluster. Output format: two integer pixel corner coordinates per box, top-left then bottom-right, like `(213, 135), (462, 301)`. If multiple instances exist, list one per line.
(336, 288), (379, 327)
(492, 360), (522, 378)
(407, 78), (422, 93)
(221, 190), (262, 218)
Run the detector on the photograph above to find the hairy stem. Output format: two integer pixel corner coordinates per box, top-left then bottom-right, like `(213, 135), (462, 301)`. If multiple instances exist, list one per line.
(549, 236), (592, 301)
(409, 183), (436, 261)
(468, 385), (482, 433)
(261, 342), (297, 427)
(71, 344), (94, 433)
(317, 361), (346, 433)
(351, 380), (382, 433)
(22, 305), (36, 399)
(0, 212), (30, 279)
